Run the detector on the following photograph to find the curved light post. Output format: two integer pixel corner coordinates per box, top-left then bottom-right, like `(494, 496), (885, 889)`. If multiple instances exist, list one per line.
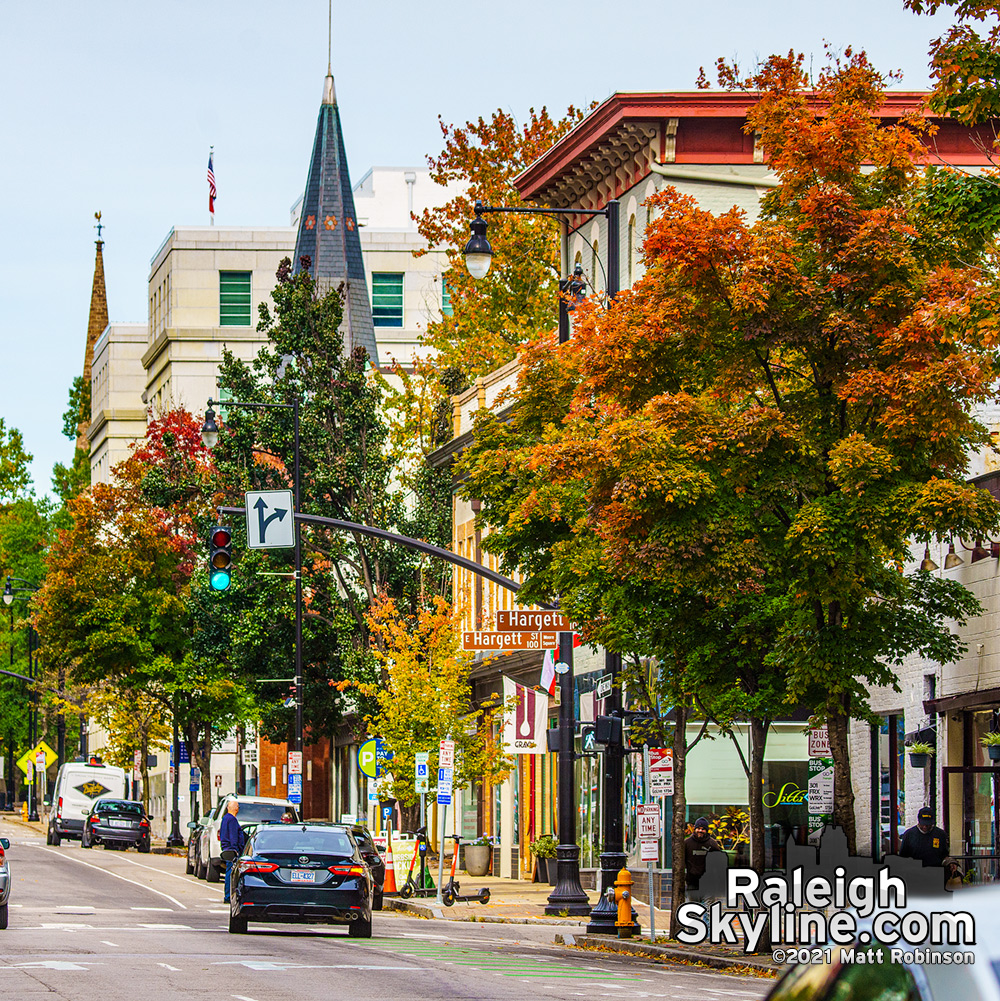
(4, 576), (41, 821)
(463, 199), (635, 929)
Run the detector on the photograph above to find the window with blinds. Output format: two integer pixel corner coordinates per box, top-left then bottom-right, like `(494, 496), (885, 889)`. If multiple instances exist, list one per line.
(219, 271), (252, 326)
(372, 272), (404, 327)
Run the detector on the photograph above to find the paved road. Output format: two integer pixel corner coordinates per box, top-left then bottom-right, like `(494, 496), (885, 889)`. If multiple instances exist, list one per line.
(0, 818), (771, 1001)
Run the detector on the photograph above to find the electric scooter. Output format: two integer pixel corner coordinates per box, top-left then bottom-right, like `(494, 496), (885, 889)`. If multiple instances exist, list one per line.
(441, 835), (491, 906)
(398, 827), (435, 898)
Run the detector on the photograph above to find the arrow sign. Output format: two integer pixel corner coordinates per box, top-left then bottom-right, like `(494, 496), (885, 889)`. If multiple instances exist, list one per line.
(245, 490), (295, 549)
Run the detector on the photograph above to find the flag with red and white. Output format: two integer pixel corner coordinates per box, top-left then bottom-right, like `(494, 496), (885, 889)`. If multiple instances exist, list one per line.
(540, 648), (557, 696)
(207, 152), (217, 215)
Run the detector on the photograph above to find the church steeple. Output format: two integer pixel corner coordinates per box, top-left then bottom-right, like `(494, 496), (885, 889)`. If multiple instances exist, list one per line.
(292, 71), (378, 364)
(77, 212), (109, 452)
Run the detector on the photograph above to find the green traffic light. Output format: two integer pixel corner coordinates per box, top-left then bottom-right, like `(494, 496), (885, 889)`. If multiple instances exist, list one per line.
(210, 569), (232, 591)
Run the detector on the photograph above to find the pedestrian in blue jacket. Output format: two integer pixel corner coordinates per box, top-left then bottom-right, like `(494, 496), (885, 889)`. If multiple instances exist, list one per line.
(220, 799), (246, 903)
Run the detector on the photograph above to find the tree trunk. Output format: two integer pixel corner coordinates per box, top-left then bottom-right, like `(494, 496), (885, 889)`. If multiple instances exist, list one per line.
(828, 708), (856, 853)
(669, 700), (689, 940)
(187, 722), (213, 815)
(400, 801), (420, 834)
(749, 717), (767, 873)
(140, 731), (150, 813)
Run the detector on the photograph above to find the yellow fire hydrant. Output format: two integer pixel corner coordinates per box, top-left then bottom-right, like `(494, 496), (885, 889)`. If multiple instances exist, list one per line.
(614, 866), (633, 938)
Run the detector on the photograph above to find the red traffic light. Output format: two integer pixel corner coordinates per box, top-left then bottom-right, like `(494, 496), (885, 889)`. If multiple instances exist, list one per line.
(212, 527), (232, 548)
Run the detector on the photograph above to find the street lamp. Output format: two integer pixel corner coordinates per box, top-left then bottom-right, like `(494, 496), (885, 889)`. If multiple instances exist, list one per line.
(5, 576), (41, 821)
(200, 395), (305, 775)
(465, 198), (635, 930)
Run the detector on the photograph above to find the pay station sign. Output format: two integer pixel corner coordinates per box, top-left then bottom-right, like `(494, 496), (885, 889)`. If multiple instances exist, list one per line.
(245, 490), (295, 549)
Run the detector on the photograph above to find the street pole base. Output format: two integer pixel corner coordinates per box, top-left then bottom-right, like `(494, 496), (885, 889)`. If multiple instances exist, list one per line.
(165, 836), (185, 848)
(587, 850), (639, 935)
(544, 843), (592, 916)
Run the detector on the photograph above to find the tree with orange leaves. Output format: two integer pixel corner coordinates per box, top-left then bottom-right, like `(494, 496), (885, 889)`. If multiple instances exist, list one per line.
(462, 49), (1000, 871)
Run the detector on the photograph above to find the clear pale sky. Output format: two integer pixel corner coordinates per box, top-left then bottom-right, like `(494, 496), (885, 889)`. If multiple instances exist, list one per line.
(0, 0), (950, 495)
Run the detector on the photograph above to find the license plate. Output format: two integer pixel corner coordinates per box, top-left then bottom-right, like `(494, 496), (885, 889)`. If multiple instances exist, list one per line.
(290, 869), (316, 883)
(109, 820), (132, 828)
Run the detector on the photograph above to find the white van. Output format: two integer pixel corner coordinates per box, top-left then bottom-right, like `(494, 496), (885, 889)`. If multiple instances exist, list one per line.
(47, 758), (127, 845)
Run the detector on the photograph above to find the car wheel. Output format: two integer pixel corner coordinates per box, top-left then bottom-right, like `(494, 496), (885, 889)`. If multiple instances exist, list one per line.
(45, 826), (53, 845)
(373, 888), (383, 911)
(82, 831), (92, 849)
(349, 915), (372, 938)
(51, 830), (61, 847)
(206, 858), (221, 883)
(185, 852), (194, 874)
(0, 903), (7, 930)
(228, 910), (248, 934)
(196, 858), (207, 880)
(138, 842), (150, 854)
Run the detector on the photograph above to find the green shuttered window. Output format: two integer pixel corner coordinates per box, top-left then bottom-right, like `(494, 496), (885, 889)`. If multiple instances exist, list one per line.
(372, 272), (404, 327)
(220, 271), (252, 326)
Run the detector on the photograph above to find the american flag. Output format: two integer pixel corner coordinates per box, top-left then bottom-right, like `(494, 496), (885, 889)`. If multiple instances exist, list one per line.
(207, 152), (217, 214)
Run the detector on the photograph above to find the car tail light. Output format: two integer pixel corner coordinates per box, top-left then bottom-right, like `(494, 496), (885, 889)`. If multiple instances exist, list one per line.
(0, 846), (5, 862)
(57, 796), (63, 819)
(216, 830), (220, 841)
(90, 815), (100, 825)
(328, 864), (366, 876)
(239, 861), (279, 873)
(140, 819), (149, 828)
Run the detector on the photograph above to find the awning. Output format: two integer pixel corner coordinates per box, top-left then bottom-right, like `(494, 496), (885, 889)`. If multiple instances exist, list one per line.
(923, 687), (1000, 714)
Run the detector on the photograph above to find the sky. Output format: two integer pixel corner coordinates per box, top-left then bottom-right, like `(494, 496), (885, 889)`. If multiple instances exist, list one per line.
(0, 0), (952, 496)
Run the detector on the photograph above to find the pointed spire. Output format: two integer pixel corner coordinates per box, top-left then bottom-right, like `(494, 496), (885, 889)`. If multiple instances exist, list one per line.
(77, 213), (109, 453)
(293, 70), (378, 365)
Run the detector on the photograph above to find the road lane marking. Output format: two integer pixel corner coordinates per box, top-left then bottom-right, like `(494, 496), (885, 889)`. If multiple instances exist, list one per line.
(109, 853), (206, 886)
(132, 906), (173, 911)
(159, 963), (182, 971)
(232, 996), (261, 1001)
(14, 961), (103, 971)
(30, 845), (187, 909)
(100, 941), (120, 947)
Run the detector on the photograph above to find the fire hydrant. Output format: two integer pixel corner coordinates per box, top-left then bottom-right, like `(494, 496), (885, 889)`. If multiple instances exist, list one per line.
(614, 866), (633, 938)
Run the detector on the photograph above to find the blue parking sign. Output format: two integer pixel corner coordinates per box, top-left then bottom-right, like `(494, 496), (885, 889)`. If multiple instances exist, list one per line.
(288, 773), (302, 804)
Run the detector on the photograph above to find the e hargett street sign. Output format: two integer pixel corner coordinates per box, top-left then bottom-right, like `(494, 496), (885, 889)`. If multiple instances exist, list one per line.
(245, 490), (295, 549)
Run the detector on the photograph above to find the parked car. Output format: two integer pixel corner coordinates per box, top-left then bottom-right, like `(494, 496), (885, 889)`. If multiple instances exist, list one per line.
(47, 758), (127, 845)
(186, 811), (212, 875)
(199, 795), (298, 882)
(228, 823), (372, 936)
(334, 823), (385, 909)
(0, 837), (10, 929)
(81, 798), (152, 852)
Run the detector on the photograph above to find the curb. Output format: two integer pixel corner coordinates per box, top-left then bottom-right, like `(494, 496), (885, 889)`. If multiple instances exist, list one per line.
(383, 897), (586, 926)
(559, 933), (780, 973)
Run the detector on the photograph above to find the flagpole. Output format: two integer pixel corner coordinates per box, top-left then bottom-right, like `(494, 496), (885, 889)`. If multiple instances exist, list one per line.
(209, 145), (215, 226)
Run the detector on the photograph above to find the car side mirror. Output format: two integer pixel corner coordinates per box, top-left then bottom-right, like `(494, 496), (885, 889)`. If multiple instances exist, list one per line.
(0, 838), (9, 849)
(186, 821), (198, 829)
(148, 815), (154, 820)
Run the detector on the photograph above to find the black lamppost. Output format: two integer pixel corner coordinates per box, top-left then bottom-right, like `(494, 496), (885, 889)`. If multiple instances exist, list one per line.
(201, 397), (304, 762)
(464, 200), (630, 924)
(4, 576), (41, 821)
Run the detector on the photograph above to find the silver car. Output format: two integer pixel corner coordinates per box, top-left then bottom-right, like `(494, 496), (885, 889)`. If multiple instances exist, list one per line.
(0, 837), (10, 929)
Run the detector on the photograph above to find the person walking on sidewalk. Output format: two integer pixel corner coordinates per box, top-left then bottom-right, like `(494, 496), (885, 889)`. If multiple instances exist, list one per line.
(220, 799), (246, 903)
(684, 817), (722, 902)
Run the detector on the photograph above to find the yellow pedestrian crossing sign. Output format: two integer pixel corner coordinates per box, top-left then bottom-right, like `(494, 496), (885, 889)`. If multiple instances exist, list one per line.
(16, 740), (57, 776)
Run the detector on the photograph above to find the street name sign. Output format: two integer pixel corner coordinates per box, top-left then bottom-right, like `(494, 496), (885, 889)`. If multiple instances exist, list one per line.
(647, 748), (674, 797)
(496, 610), (570, 632)
(245, 489), (295, 549)
(462, 631), (558, 651)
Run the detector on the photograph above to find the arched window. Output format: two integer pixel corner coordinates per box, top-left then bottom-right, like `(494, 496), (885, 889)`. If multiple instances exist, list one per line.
(628, 214), (636, 287)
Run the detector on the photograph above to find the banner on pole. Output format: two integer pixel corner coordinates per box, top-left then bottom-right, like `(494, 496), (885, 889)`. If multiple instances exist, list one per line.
(502, 677), (549, 754)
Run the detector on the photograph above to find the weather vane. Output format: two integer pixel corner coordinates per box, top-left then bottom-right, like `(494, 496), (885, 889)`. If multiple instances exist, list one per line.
(94, 211), (103, 241)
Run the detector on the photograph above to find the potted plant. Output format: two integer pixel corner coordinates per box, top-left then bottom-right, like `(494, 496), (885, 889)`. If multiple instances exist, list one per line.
(907, 741), (934, 768)
(530, 834), (558, 884)
(981, 732), (1000, 761)
(709, 807), (749, 864)
(464, 834), (493, 877)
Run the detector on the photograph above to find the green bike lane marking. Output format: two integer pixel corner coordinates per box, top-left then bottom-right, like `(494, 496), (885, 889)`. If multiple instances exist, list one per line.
(371, 938), (647, 981)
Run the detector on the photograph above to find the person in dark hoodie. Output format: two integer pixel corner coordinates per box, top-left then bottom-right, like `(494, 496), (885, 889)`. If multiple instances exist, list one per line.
(900, 807), (948, 867)
(684, 816), (722, 898)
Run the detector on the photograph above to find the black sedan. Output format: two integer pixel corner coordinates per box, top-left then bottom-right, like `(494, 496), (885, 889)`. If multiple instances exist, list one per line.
(81, 799), (151, 852)
(229, 823), (373, 937)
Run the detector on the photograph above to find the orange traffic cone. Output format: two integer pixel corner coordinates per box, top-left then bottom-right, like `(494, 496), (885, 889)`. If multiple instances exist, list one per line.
(382, 829), (397, 894)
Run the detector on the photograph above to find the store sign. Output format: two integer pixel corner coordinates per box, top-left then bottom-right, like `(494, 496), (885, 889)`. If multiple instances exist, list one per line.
(762, 782), (809, 808)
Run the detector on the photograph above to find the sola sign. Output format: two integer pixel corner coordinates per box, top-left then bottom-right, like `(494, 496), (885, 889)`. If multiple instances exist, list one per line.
(808, 726), (831, 758)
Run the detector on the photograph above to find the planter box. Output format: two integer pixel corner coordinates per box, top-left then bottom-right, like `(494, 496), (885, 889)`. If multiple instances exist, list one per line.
(546, 856), (559, 885)
(908, 753), (929, 768)
(464, 844), (492, 877)
(988, 744), (1000, 761)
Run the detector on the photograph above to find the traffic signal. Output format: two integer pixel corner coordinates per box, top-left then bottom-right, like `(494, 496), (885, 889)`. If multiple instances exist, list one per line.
(208, 525), (233, 591)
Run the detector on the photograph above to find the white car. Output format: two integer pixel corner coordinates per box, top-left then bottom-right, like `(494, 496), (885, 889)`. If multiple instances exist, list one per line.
(197, 795), (298, 882)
